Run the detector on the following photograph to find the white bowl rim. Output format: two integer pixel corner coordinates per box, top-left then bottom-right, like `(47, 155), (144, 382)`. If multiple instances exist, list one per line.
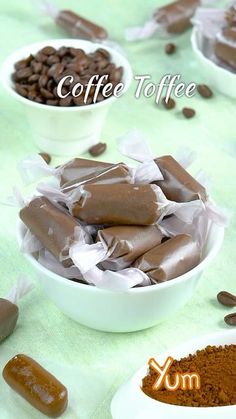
(191, 27), (236, 80)
(0, 38), (133, 112)
(112, 329), (236, 413)
(17, 219), (224, 295)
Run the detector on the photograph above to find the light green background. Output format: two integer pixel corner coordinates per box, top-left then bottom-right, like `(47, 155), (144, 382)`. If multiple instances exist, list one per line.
(0, 0), (235, 418)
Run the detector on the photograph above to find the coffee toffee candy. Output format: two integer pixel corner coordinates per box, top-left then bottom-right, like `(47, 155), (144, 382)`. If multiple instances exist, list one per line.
(153, 0), (201, 34)
(3, 354), (68, 418)
(0, 299), (18, 343)
(133, 234), (201, 283)
(98, 225), (163, 271)
(215, 28), (236, 71)
(154, 155), (207, 202)
(20, 196), (88, 267)
(71, 184), (162, 225)
(56, 10), (108, 40)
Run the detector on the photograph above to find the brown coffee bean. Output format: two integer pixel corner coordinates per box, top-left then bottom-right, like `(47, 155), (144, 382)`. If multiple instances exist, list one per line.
(46, 99), (59, 106)
(59, 96), (73, 106)
(48, 63), (64, 79)
(89, 142), (107, 157)
(73, 96), (85, 106)
(38, 75), (49, 88)
(165, 43), (176, 55)
(40, 46), (56, 56)
(34, 96), (44, 104)
(35, 52), (48, 63)
(47, 55), (60, 66)
(41, 65), (49, 76)
(96, 48), (110, 60)
(28, 90), (37, 100)
(70, 48), (86, 58)
(182, 107), (196, 118)
(14, 59), (28, 70)
(111, 66), (123, 82)
(96, 58), (109, 72)
(39, 152), (51, 164)
(217, 291), (236, 307)
(31, 61), (43, 74)
(162, 97), (176, 110)
(40, 88), (54, 99)
(58, 46), (69, 57)
(15, 84), (28, 97)
(15, 67), (33, 81)
(197, 84), (213, 99)
(28, 74), (40, 83)
(47, 78), (54, 91)
(224, 313), (236, 326)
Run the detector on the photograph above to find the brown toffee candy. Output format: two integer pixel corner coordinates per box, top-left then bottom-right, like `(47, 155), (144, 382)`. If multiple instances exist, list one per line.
(72, 184), (161, 225)
(0, 299), (19, 343)
(154, 155), (207, 202)
(3, 354), (68, 417)
(98, 225), (163, 270)
(215, 28), (236, 71)
(133, 234), (201, 283)
(20, 196), (84, 267)
(56, 10), (108, 40)
(153, 0), (201, 34)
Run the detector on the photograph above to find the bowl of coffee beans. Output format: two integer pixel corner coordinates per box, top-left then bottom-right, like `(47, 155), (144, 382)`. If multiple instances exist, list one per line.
(1, 39), (132, 156)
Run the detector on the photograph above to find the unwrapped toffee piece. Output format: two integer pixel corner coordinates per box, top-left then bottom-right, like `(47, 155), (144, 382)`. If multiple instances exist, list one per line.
(154, 155), (207, 202)
(133, 234), (201, 283)
(153, 0), (201, 34)
(56, 10), (108, 40)
(215, 28), (236, 71)
(19, 196), (85, 267)
(0, 299), (18, 343)
(72, 184), (161, 225)
(3, 354), (68, 417)
(98, 225), (163, 270)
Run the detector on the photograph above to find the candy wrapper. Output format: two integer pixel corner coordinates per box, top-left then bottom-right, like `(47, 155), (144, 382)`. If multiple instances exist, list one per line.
(125, 0), (214, 41)
(33, 0), (124, 54)
(117, 128), (229, 226)
(0, 276), (34, 343)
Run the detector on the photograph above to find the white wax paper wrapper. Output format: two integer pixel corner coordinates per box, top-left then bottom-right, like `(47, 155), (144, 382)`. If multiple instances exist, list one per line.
(82, 266), (151, 291)
(21, 229), (44, 254)
(125, 18), (160, 41)
(0, 187), (27, 208)
(192, 7), (226, 39)
(18, 154), (58, 185)
(38, 249), (83, 281)
(5, 276), (34, 304)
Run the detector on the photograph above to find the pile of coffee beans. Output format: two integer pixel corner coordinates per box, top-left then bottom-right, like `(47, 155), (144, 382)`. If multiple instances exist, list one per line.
(12, 46), (123, 107)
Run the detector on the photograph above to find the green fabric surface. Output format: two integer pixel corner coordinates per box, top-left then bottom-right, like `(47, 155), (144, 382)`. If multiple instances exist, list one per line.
(0, 0), (235, 418)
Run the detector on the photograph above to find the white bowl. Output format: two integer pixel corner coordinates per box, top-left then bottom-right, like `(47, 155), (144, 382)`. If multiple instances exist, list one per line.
(111, 330), (236, 418)
(17, 221), (224, 333)
(191, 27), (236, 98)
(0, 39), (132, 156)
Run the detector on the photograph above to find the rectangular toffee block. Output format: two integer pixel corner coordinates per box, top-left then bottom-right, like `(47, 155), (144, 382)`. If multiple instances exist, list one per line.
(215, 28), (236, 71)
(0, 299), (19, 343)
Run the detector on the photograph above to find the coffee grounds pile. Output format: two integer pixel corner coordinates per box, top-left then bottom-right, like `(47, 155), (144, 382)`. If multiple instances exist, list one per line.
(12, 46), (123, 106)
(142, 345), (236, 407)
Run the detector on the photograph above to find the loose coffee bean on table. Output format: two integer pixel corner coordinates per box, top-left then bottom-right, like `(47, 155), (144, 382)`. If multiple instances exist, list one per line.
(217, 291), (236, 307)
(224, 313), (236, 326)
(165, 43), (176, 55)
(12, 46), (124, 107)
(197, 84), (213, 99)
(89, 142), (107, 157)
(182, 107), (196, 118)
(162, 97), (176, 110)
(39, 152), (51, 165)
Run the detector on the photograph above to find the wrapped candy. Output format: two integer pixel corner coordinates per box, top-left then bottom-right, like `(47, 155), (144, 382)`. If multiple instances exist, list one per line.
(133, 234), (201, 283)
(126, 0), (203, 41)
(69, 225), (163, 273)
(19, 196), (91, 267)
(18, 155), (163, 190)
(215, 28), (236, 70)
(0, 277), (33, 343)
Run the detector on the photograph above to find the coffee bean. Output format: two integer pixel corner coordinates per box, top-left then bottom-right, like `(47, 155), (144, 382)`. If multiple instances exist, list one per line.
(14, 59), (28, 70)
(217, 291), (236, 307)
(58, 46), (69, 57)
(111, 66), (123, 82)
(38, 75), (49, 88)
(31, 61), (43, 74)
(197, 84), (213, 99)
(224, 313), (236, 326)
(59, 96), (73, 106)
(47, 55), (60, 66)
(28, 74), (40, 83)
(162, 97), (176, 110)
(15, 84), (28, 97)
(35, 52), (48, 63)
(89, 142), (107, 157)
(96, 48), (110, 60)
(40, 87), (54, 99)
(182, 107), (196, 118)
(40, 46), (56, 56)
(48, 63), (64, 79)
(39, 152), (51, 164)
(34, 96), (44, 104)
(46, 99), (59, 106)
(165, 43), (176, 55)
(15, 67), (33, 81)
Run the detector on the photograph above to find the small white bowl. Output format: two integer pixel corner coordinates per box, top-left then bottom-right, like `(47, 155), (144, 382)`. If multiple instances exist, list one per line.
(111, 330), (236, 419)
(17, 220), (224, 333)
(0, 39), (132, 156)
(191, 27), (236, 98)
